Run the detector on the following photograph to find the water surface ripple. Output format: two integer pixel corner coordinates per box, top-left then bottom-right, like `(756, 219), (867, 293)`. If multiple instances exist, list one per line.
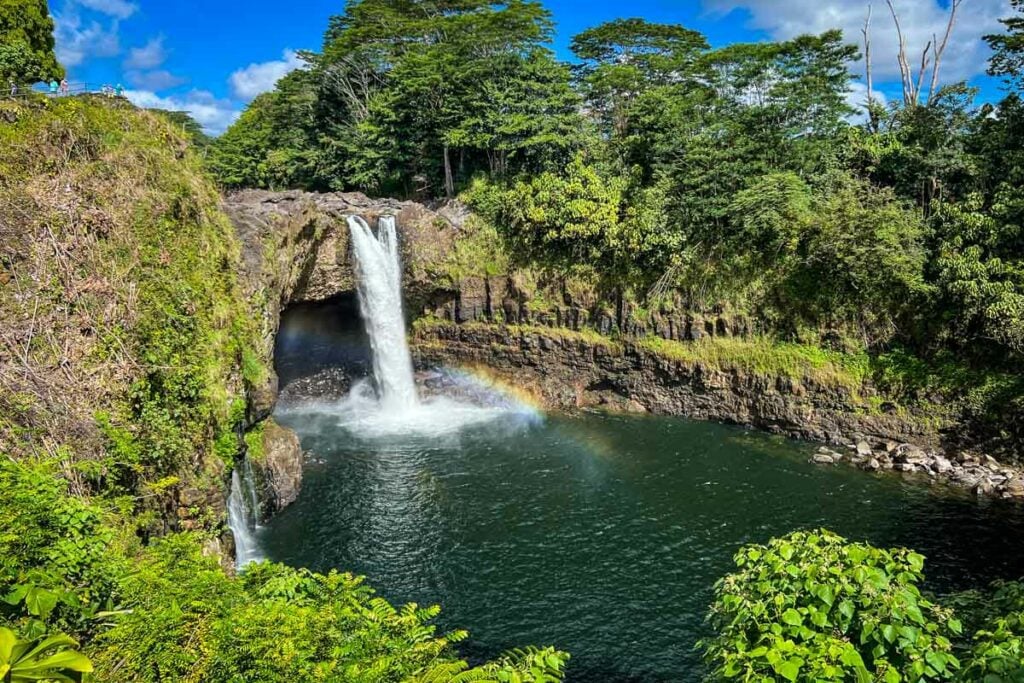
(263, 410), (1024, 681)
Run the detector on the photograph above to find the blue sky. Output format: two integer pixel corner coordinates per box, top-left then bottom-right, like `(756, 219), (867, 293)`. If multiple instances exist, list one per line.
(49, 0), (1014, 134)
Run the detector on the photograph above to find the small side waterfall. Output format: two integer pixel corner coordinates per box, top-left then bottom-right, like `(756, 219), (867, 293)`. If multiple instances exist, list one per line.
(347, 215), (418, 408)
(227, 458), (262, 568)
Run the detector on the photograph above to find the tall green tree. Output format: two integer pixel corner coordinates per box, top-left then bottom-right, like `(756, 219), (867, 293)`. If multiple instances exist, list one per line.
(571, 19), (708, 138)
(0, 0), (63, 83)
(986, 0), (1024, 92)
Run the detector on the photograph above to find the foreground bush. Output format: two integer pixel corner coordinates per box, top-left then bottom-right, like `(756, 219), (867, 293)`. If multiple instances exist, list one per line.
(0, 459), (568, 682)
(702, 530), (962, 682)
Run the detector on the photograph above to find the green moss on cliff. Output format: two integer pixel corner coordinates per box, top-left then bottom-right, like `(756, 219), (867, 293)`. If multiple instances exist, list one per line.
(0, 97), (265, 506)
(638, 336), (872, 391)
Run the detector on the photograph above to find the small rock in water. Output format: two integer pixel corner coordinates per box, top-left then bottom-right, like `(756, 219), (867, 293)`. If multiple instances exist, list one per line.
(861, 458), (881, 472)
(812, 453), (836, 465)
(1003, 477), (1024, 498)
(855, 441), (872, 457)
(932, 456), (954, 474)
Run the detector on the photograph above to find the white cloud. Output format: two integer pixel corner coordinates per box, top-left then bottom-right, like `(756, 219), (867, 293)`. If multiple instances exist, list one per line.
(125, 69), (186, 90)
(703, 0), (1010, 86)
(125, 36), (168, 70)
(845, 80), (890, 122)
(125, 89), (241, 135)
(54, 11), (121, 67)
(75, 0), (137, 19)
(228, 49), (304, 100)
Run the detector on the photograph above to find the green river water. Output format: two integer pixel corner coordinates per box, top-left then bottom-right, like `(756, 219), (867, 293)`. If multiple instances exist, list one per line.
(260, 404), (1024, 681)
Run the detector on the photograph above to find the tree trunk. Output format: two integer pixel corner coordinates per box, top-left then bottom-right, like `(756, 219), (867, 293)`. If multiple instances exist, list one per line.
(443, 144), (454, 198)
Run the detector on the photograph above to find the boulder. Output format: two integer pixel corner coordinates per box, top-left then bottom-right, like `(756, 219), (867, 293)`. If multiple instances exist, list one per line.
(251, 420), (304, 520)
(1002, 477), (1024, 499)
(931, 455), (954, 474)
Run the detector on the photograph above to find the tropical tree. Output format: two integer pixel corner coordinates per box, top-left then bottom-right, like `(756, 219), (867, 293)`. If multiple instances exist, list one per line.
(0, 0), (63, 83)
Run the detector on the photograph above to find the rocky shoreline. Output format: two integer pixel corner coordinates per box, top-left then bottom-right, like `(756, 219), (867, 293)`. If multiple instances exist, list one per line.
(814, 441), (1024, 499)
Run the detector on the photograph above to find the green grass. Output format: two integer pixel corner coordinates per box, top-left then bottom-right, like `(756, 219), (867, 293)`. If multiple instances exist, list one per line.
(638, 336), (872, 390)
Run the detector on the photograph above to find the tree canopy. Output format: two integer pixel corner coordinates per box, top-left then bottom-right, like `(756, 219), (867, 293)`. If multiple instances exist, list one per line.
(0, 0), (62, 83)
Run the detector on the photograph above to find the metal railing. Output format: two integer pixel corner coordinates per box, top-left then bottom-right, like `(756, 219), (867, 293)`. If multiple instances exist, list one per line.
(4, 81), (127, 100)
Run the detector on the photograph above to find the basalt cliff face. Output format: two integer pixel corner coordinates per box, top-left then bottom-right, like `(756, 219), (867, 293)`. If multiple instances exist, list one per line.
(411, 323), (935, 447)
(410, 324), (1024, 499)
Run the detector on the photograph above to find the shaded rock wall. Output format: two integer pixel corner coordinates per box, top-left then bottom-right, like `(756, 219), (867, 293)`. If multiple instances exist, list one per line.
(411, 323), (942, 449)
(250, 419), (304, 521)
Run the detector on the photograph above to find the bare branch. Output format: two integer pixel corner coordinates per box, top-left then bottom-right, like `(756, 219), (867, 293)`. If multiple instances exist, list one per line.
(928, 0), (962, 104)
(914, 40), (932, 106)
(886, 0), (913, 106)
(862, 4), (874, 110)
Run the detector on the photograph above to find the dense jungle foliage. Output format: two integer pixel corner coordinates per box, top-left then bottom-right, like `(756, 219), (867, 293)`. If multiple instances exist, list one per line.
(211, 0), (1024, 451)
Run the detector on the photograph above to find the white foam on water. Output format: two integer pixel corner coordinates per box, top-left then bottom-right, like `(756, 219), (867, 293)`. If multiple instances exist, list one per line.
(279, 377), (541, 440)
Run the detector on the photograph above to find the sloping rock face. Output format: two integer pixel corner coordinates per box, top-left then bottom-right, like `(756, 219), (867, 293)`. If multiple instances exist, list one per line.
(250, 419), (304, 521)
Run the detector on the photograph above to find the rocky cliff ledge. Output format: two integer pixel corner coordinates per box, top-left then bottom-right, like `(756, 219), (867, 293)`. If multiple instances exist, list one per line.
(411, 323), (939, 446)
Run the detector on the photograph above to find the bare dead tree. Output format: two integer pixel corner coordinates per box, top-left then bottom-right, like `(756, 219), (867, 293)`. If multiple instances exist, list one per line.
(929, 0), (963, 103)
(862, 4), (880, 132)
(885, 0), (962, 108)
(886, 0), (914, 105)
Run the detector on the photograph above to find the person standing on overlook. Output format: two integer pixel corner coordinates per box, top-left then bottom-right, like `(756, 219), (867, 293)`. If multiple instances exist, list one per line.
(48, 79), (58, 95)
(59, 78), (68, 95)
(8, 79), (16, 97)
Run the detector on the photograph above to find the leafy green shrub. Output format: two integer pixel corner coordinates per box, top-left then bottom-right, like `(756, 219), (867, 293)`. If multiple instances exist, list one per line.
(92, 536), (568, 682)
(701, 529), (961, 682)
(0, 626), (93, 683)
(957, 581), (1024, 682)
(0, 460), (128, 639)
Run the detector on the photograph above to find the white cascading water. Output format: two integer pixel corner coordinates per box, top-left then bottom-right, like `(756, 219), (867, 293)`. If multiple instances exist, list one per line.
(347, 215), (418, 408)
(278, 214), (539, 439)
(227, 458), (262, 568)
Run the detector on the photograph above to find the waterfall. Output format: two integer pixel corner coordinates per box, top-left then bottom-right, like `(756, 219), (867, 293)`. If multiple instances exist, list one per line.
(347, 215), (418, 408)
(227, 458), (262, 568)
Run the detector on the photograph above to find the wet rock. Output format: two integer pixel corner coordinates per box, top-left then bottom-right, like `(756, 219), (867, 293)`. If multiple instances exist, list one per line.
(931, 455), (954, 474)
(248, 372), (279, 425)
(250, 420), (304, 521)
(862, 458), (882, 472)
(1003, 477), (1024, 499)
(813, 453), (836, 465)
(855, 441), (872, 457)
